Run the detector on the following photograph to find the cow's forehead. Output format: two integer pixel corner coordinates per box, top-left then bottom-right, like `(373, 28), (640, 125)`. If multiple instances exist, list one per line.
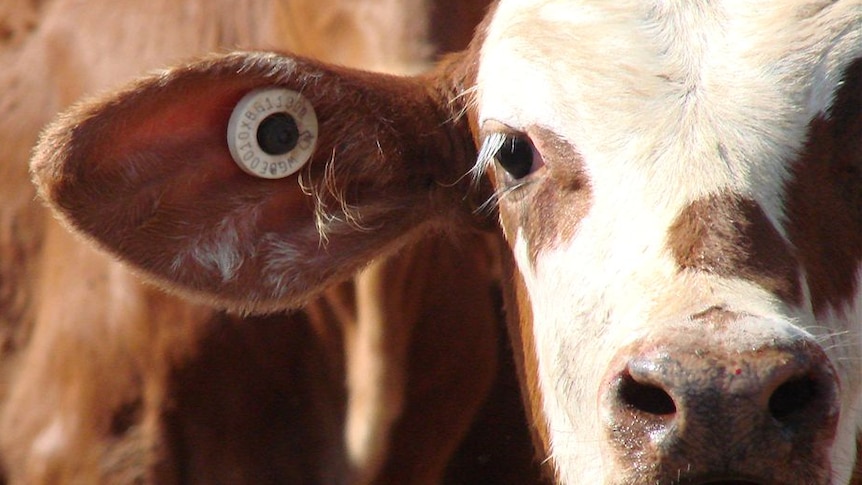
(478, 0), (860, 125)
(476, 0), (860, 234)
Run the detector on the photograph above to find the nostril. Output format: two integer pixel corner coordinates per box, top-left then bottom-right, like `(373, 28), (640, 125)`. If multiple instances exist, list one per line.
(768, 375), (818, 421)
(618, 373), (676, 416)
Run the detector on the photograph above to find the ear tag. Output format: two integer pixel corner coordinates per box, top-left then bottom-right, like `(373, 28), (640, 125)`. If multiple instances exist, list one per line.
(227, 87), (318, 179)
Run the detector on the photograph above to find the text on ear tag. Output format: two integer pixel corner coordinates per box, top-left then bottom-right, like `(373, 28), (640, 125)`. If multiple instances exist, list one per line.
(227, 87), (318, 179)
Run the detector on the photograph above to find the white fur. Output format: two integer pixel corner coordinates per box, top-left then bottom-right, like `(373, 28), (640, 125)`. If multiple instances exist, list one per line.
(171, 205), (261, 282)
(260, 227), (320, 299)
(188, 222), (244, 282)
(478, 0), (862, 482)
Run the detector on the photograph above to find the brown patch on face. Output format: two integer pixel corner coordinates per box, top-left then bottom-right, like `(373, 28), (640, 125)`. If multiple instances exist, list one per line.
(667, 193), (802, 304)
(784, 59), (862, 315)
(496, 126), (593, 264)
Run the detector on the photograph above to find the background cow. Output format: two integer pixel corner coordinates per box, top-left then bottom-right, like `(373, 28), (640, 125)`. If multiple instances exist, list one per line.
(0, 1), (547, 483)
(30, 0), (862, 484)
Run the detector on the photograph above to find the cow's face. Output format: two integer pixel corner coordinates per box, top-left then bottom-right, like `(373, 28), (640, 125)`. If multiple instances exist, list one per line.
(472, 1), (862, 483)
(30, 1), (862, 484)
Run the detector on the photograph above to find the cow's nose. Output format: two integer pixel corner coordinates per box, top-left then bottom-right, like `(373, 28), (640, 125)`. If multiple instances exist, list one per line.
(601, 337), (839, 483)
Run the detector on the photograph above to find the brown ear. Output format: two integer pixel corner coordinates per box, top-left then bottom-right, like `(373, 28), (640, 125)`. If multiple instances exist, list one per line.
(31, 51), (477, 312)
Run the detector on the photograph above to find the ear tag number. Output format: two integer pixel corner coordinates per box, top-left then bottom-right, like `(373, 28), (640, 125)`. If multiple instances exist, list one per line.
(227, 87), (318, 179)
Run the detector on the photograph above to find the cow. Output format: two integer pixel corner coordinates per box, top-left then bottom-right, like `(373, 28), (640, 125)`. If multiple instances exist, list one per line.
(30, 0), (862, 483)
(0, 1), (547, 483)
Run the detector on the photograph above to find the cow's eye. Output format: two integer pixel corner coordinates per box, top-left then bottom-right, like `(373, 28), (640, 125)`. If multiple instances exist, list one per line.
(495, 134), (536, 179)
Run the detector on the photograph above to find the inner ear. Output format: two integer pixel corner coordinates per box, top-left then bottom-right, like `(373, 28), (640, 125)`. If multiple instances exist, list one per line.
(31, 51), (479, 313)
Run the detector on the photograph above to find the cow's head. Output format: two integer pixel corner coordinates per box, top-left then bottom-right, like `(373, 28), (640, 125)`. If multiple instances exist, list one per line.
(31, 1), (862, 483)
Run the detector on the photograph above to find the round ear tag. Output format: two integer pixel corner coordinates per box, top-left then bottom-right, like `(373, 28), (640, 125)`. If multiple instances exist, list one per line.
(227, 87), (318, 179)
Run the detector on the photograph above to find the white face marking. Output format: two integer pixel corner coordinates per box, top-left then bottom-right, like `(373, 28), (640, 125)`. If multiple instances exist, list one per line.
(477, 1), (862, 482)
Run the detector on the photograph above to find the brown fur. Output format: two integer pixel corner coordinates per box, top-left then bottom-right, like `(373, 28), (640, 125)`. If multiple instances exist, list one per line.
(32, 53), (476, 310)
(784, 59), (862, 315)
(667, 193), (802, 304)
(1, 1), (546, 483)
(428, 0), (492, 57)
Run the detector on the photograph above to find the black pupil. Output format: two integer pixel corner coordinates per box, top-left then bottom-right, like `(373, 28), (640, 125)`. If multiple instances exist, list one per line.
(257, 113), (300, 156)
(496, 136), (533, 179)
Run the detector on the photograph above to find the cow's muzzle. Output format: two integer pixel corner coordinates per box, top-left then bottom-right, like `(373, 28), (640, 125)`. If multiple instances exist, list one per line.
(600, 321), (839, 485)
